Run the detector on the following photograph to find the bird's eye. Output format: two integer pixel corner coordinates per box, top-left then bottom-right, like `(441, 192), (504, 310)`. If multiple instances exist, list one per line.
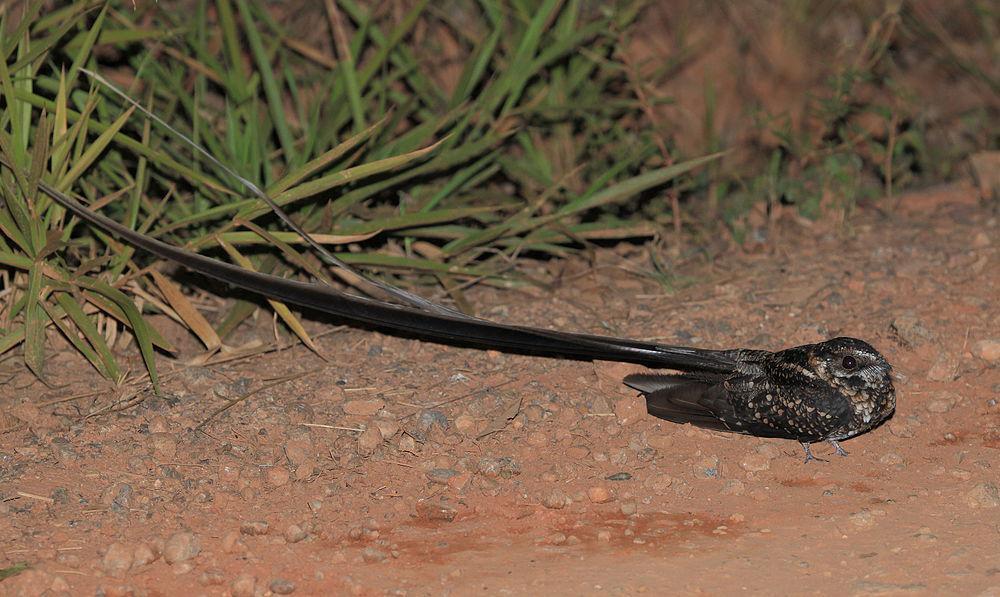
(841, 355), (857, 370)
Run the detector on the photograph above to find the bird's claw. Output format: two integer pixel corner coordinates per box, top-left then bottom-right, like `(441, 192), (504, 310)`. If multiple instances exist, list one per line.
(800, 442), (828, 463)
(828, 440), (849, 457)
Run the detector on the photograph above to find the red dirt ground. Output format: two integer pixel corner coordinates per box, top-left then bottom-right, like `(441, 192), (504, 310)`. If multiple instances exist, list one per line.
(2, 183), (998, 595)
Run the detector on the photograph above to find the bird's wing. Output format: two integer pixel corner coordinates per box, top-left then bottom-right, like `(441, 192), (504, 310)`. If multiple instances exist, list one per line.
(624, 373), (790, 438)
(625, 373), (739, 432)
(14, 168), (738, 373)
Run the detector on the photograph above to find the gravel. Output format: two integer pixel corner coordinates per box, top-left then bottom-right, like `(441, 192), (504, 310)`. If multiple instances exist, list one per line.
(102, 542), (133, 578)
(587, 486), (613, 503)
(426, 468), (459, 484)
(362, 547), (388, 563)
(240, 520), (270, 536)
(284, 523), (308, 543)
(343, 398), (386, 416)
(270, 578), (297, 594)
(162, 531), (200, 564)
(965, 483), (1000, 508)
(356, 425), (383, 456)
(231, 573), (256, 597)
(266, 466), (291, 487)
(543, 489), (567, 509)
(198, 569), (226, 586)
(415, 501), (458, 521)
(972, 339), (1000, 362)
(132, 542), (158, 567)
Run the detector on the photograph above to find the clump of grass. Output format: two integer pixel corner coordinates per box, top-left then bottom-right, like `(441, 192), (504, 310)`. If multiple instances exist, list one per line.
(0, 1), (714, 390)
(705, 1), (998, 240)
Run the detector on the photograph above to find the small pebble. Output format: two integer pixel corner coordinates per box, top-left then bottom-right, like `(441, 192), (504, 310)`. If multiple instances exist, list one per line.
(848, 509), (882, 528)
(356, 425), (383, 457)
(965, 483), (1000, 508)
(398, 434), (418, 454)
(878, 452), (904, 466)
(720, 480), (747, 496)
(417, 410), (449, 433)
(454, 414), (477, 434)
(597, 530), (612, 542)
(362, 547), (388, 563)
(172, 563), (194, 577)
(927, 352), (959, 381)
(526, 431), (548, 447)
(102, 542), (133, 578)
(590, 396), (613, 415)
(613, 396), (645, 425)
(548, 532), (567, 545)
(740, 452), (771, 472)
(889, 312), (936, 346)
(284, 524), (307, 543)
(646, 473), (674, 494)
(372, 418), (400, 439)
(343, 398), (386, 416)
(523, 404), (545, 422)
(283, 441), (311, 466)
(148, 433), (177, 459)
(132, 542), (158, 567)
(426, 468), (459, 485)
(447, 472), (472, 491)
(477, 456), (520, 479)
(416, 501), (458, 521)
(926, 392), (958, 413)
(231, 573), (256, 597)
(221, 531), (247, 554)
(543, 490), (567, 510)
(972, 339), (1000, 362)
(270, 578), (297, 594)
(620, 502), (638, 516)
(587, 486), (613, 504)
(199, 569), (226, 586)
(696, 456), (720, 478)
(163, 531), (200, 564)
(266, 466), (291, 488)
(240, 520), (270, 536)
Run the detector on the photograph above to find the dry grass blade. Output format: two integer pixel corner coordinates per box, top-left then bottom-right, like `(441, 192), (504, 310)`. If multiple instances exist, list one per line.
(215, 237), (323, 357)
(150, 270), (221, 351)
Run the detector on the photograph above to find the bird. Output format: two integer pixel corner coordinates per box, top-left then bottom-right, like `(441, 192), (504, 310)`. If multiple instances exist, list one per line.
(8, 165), (896, 460)
(624, 337), (896, 461)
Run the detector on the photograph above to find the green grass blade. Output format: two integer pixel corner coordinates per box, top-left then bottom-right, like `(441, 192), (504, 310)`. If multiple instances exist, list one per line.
(54, 291), (121, 380)
(65, 2), (108, 86)
(236, 0), (298, 165)
(556, 152), (725, 216)
(42, 297), (111, 379)
(75, 277), (160, 394)
(23, 265), (46, 377)
(56, 105), (136, 190)
(0, 327), (27, 358)
(268, 115), (389, 196)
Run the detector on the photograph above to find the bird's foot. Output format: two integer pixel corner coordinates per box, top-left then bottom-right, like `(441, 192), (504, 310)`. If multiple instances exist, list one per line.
(800, 442), (828, 464)
(828, 440), (849, 457)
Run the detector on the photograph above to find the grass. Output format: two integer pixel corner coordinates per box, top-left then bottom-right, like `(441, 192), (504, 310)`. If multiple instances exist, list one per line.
(0, 0), (995, 393)
(0, 0), (715, 391)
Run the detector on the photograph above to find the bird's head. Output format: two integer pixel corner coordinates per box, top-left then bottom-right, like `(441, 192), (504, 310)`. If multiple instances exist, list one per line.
(808, 337), (895, 402)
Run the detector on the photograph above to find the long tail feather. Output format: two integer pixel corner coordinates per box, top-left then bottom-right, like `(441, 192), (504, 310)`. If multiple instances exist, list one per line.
(12, 167), (738, 372)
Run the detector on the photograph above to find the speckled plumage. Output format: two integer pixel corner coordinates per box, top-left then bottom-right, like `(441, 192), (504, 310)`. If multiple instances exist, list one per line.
(624, 337), (896, 460)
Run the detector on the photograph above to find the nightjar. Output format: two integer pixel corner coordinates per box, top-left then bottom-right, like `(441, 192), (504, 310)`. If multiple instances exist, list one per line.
(624, 337), (896, 461)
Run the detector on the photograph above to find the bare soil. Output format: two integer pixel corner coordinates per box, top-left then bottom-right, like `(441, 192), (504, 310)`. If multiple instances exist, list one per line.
(2, 184), (998, 596)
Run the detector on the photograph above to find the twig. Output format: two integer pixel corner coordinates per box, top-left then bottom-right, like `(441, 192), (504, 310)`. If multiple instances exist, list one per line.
(16, 491), (54, 504)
